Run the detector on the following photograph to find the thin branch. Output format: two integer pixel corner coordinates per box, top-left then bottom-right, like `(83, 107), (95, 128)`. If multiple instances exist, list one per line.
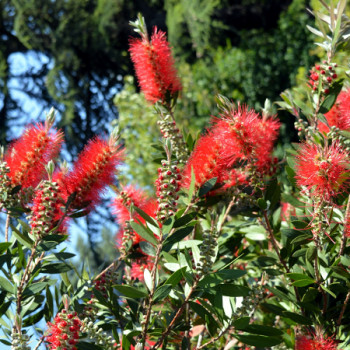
(217, 198), (235, 234)
(15, 238), (40, 332)
(339, 196), (350, 257)
(5, 213), (10, 242)
(262, 210), (306, 316)
(337, 291), (350, 327)
(196, 323), (232, 350)
(33, 338), (43, 350)
(150, 279), (199, 350)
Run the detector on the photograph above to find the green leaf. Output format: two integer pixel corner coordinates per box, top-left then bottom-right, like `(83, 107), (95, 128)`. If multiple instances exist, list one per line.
(0, 243), (11, 255)
(61, 273), (71, 287)
(330, 266), (350, 280)
(241, 325), (283, 336)
(286, 273), (314, 282)
(320, 284), (336, 298)
(257, 198), (267, 210)
(53, 252), (76, 260)
(139, 241), (156, 257)
(41, 263), (73, 274)
(218, 284), (250, 297)
(114, 285), (147, 298)
(173, 212), (197, 228)
(188, 166), (196, 200)
(198, 177), (217, 197)
(232, 316), (250, 329)
(291, 280), (315, 287)
(10, 224), (33, 248)
(285, 166), (297, 186)
(23, 282), (50, 296)
(163, 226), (194, 251)
(302, 287), (318, 302)
(260, 302), (286, 315)
(153, 284), (172, 302)
(143, 269), (153, 292)
(130, 222), (158, 245)
(292, 220), (309, 229)
(245, 231), (266, 241)
(165, 267), (186, 286)
(132, 205), (158, 227)
(319, 80), (343, 114)
(282, 311), (313, 325)
(0, 276), (14, 294)
(306, 246), (317, 262)
(42, 234), (68, 243)
(234, 334), (282, 347)
(189, 301), (219, 333)
(0, 301), (11, 317)
(22, 309), (44, 327)
(216, 269), (246, 280)
(291, 234), (313, 246)
(264, 179), (280, 209)
(162, 216), (175, 235)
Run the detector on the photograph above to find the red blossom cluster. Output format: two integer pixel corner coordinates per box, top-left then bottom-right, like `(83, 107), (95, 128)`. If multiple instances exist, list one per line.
(1, 115), (123, 238)
(295, 335), (340, 350)
(295, 142), (350, 200)
(318, 88), (350, 133)
(129, 28), (182, 104)
(45, 310), (81, 350)
(64, 136), (123, 210)
(130, 257), (154, 281)
(4, 121), (63, 189)
(182, 105), (280, 192)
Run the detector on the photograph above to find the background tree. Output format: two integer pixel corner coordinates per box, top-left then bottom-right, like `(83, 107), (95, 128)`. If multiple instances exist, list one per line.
(1, 0), (316, 269)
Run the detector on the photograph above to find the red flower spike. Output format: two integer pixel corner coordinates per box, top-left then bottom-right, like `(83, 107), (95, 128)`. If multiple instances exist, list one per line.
(4, 122), (63, 189)
(129, 27), (182, 104)
(45, 311), (81, 350)
(130, 257), (155, 282)
(295, 142), (350, 200)
(319, 88), (350, 133)
(182, 132), (224, 189)
(182, 105), (279, 193)
(212, 105), (280, 173)
(64, 136), (123, 211)
(295, 335), (341, 350)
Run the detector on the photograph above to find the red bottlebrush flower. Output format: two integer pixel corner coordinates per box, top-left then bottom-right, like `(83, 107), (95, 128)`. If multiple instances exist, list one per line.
(319, 88), (350, 133)
(129, 28), (182, 104)
(45, 311), (81, 350)
(212, 105), (280, 173)
(64, 136), (123, 211)
(295, 142), (350, 200)
(295, 335), (340, 350)
(182, 132), (223, 189)
(182, 105), (279, 192)
(130, 257), (154, 282)
(4, 121), (63, 189)
(113, 185), (157, 247)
